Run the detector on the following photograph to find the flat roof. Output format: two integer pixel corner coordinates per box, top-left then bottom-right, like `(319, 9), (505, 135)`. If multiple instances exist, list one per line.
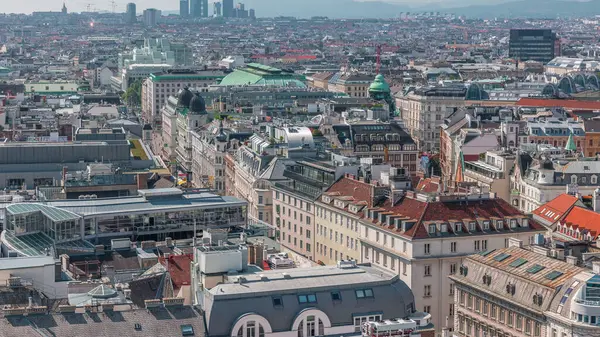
(210, 264), (396, 299)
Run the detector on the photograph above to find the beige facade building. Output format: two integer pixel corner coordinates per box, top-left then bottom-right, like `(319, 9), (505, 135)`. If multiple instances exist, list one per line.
(314, 174), (545, 334)
(463, 150), (516, 202)
(398, 86), (467, 152)
(451, 244), (600, 337)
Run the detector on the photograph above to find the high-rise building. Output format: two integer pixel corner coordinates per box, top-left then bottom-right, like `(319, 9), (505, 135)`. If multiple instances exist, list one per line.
(509, 29), (557, 63)
(180, 0), (189, 17)
(142, 8), (160, 26)
(222, 0), (234, 17)
(189, 0), (208, 18)
(214, 2), (222, 16)
(201, 0), (209, 17)
(249, 8), (255, 19)
(126, 3), (136, 24)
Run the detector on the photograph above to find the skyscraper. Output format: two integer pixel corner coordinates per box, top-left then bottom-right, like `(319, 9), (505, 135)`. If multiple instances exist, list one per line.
(509, 29), (557, 63)
(214, 2), (222, 16)
(189, 0), (208, 17)
(142, 8), (160, 26)
(180, 0), (189, 17)
(201, 0), (209, 17)
(126, 3), (137, 24)
(222, 0), (234, 18)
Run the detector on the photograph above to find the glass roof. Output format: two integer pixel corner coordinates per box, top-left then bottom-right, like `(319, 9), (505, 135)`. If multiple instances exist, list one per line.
(6, 203), (81, 222)
(3, 231), (95, 257)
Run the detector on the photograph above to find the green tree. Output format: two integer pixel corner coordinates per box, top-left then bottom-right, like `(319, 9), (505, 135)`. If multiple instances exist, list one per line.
(122, 80), (142, 107)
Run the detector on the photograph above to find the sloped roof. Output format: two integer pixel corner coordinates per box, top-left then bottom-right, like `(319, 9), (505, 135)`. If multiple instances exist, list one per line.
(532, 193), (579, 224)
(562, 206), (600, 238)
(517, 98), (600, 110)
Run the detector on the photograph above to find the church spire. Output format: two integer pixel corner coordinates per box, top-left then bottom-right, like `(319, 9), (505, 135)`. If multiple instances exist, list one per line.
(62, 2), (68, 14)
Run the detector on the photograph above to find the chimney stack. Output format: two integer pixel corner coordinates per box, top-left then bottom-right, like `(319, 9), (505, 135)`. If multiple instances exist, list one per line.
(137, 173), (148, 190)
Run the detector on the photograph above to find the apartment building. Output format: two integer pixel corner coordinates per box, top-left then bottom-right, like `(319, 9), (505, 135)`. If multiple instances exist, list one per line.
(328, 72), (373, 98)
(190, 121), (231, 193)
(451, 245), (600, 337)
(511, 158), (600, 213)
(325, 122), (420, 175)
(273, 159), (358, 260)
(314, 175), (545, 333)
(398, 85), (467, 152)
(141, 70), (224, 125)
(526, 119), (585, 153)
(463, 150), (516, 202)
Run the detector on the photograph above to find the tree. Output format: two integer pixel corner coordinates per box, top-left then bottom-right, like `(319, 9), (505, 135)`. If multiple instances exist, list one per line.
(122, 80), (142, 107)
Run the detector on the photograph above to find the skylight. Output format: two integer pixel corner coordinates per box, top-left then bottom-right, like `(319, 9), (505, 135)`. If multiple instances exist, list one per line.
(545, 271), (564, 281)
(527, 264), (545, 274)
(509, 258), (528, 268)
(479, 249), (496, 257)
(493, 253), (511, 262)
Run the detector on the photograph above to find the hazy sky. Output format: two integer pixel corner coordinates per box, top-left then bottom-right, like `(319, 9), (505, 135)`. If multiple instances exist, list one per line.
(3, 0), (511, 14)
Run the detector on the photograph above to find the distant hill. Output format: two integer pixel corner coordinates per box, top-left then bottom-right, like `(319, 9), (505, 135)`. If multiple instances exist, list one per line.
(165, 0), (600, 19)
(219, 0), (408, 19)
(433, 0), (600, 18)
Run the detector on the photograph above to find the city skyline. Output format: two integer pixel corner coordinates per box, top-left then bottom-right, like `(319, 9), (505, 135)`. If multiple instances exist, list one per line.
(0, 0), (536, 15)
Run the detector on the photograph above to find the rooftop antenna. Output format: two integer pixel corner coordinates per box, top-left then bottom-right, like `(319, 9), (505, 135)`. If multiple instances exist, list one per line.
(376, 45), (381, 74)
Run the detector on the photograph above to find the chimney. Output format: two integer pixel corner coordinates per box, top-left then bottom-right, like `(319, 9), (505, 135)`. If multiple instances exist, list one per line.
(28, 296), (33, 309)
(61, 166), (68, 185)
(594, 188), (600, 213)
(508, 238), (523, 248)
(137, 173), (148, 190)
(566, 256), (578, 266)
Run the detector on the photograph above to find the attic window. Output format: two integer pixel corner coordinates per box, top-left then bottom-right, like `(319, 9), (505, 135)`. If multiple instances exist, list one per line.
(469, 222), (476, 232)
(181, 324), (195, 336)
(134, 323), (142, 331)
(272, 296), (283, 307)
(483, 221), (490, 230)
(428, 224), (436, 234)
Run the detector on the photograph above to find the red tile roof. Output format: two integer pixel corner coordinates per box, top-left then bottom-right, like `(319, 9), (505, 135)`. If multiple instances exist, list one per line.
(532, 194), (579, 224)
(325, 177), (376, 207)
(562, 207), (600, 236)
(517, 98), (600, 110)
(159, 254), (193, 289)
(416, 177), (441, 194)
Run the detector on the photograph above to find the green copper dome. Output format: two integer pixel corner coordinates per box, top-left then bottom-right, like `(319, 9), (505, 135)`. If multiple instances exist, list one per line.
(369, 74), (391, 93)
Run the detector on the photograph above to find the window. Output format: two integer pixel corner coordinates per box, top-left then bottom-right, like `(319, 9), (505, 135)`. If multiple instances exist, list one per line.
(181, 324), (195, 336)
(258, 196), (263, 204)
(525, 318), (531, 335)
(482, 240), (488, 250)
(273, 296), (283, 307)
(424, 305), (431, 313)
(534, 322), (541, 337)
(459, 290), (465, 305)
(428, 224), (436, 234)
(424, 243), (430, 255)
(451, 242), (457, 253)
(449, 303), (454, 316)
(516, 314), (523, 331)
(331, 291), (341, 301)
(450, 283), (455, 296)
(298, 294), (317, 304)
(475, 298), (481, 312)
(450, 263), (457, 274)
(507, 310), (512, 326)
(424, 265), (431, 276)
(483, 301), (488, 316)
(491, 304), (497, 319)
(403, 242), (407, 252)
(355, 289), (374, 298)
(474, 240), (480, 251)
(424, 285), (431, 297)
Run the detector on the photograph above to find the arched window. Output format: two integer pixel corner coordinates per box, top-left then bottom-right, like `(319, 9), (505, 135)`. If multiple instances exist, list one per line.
(293, 309), (332, 337)
(231, 314), (272, 337)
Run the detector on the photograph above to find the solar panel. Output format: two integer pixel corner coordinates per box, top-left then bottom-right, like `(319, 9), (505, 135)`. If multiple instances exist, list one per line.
(545, 271), (564, 280)
(527, 264), (545, 274)
(509, 258), (528, 268)
(493, 253), (511, 262)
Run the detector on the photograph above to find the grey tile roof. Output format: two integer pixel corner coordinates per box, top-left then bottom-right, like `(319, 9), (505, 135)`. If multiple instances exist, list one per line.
(203, 265), (415, 337)
(0, 306), (204, 337)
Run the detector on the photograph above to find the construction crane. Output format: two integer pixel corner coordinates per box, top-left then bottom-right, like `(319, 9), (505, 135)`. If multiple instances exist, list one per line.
(109, 0), (117, 13)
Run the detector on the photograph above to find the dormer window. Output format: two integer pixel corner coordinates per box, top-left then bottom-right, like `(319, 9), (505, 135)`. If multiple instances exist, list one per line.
(323, 196), (331, 203)
(440, 223), (448, 233)
(510, 219), (517, 228)
(454, 223), (462, 233)
(483, 221), (490, 230)
(469, 222), (476, 232)
(428, 224), (436, 234)
(496, 220), (504, 229)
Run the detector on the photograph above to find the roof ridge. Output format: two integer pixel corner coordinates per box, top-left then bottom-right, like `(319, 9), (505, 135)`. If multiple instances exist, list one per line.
(411, 202), (430, 239)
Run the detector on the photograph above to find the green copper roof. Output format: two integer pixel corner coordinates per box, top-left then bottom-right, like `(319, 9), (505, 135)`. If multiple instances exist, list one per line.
(219, 63), (306, 87)
(369, 74), (391, 93)
(565, 132), (577, 151)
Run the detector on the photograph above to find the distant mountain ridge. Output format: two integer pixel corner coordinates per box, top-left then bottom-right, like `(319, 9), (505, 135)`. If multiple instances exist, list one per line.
(431, 0), (600, 18)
